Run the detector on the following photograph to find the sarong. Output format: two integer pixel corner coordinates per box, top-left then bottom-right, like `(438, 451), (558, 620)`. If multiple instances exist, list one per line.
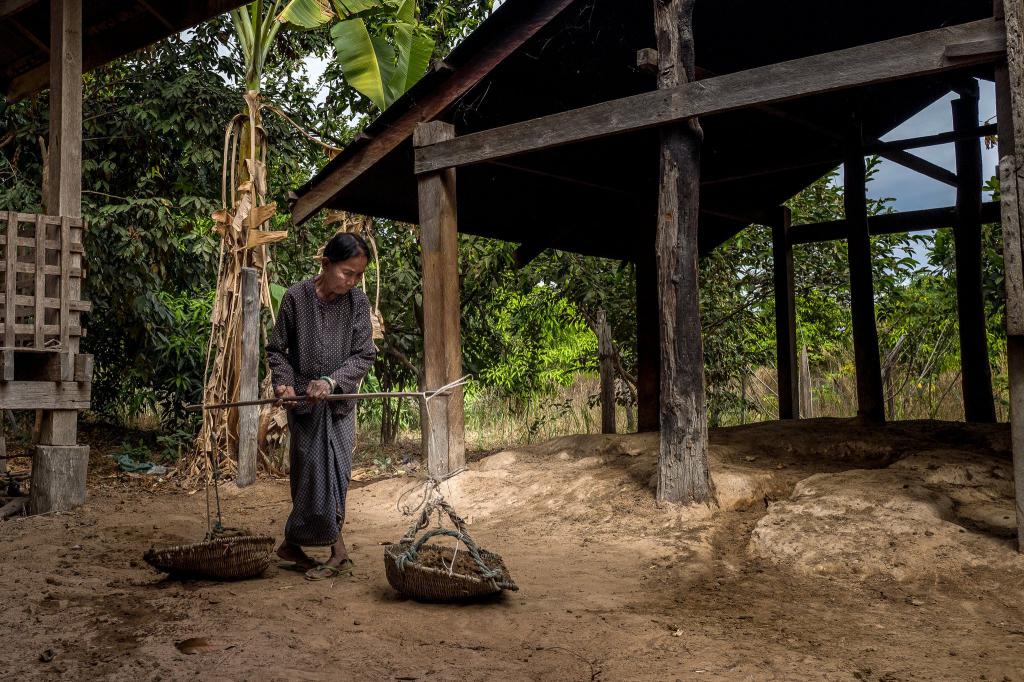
(283, 403), (356, 546)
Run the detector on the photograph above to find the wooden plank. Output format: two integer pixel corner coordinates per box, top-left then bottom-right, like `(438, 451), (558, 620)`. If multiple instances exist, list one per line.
(636, 254), (660, 433)
(48, 0), (83, 220)
(11, 323), (83, 337)
(235, 267), (259, 488)
(27, 445), (89, 514)
(789, 201), (1002, 244)
(0, 349), (12, 382)
(414, 19), (1005, 174)
(0, 236), (85, 253)
(33, 214), (45, 348)
(952, 93), (996, 423)
(415, 121), (463, 477)
(771, 206), (799, 420)
(654, 0), (713, 505)
(4, 212), (17, 347)
(0, 294), (91, 313)
(596, 310), (615, 434)
(10, 213), (82, 227)
(0, 380), (90, 410)
(878, 148), (958, 188)
(59, 216), (71, 350)
(0, 0), (36, 20)
(291, 0), (578, 224)
(845, 135), (886, 423)
(868, 123), (998, 154)
(73, 353), (93, 382)
(0, 262), (85, 277)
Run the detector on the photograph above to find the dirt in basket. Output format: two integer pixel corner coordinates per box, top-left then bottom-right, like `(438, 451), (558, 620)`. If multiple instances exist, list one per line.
(412, 543), (503, 578)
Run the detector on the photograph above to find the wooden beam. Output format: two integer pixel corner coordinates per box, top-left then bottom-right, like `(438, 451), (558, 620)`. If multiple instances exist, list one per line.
(0, 380), (90, 410)
(952, 93), (996, 423)
(235, 267), (259, 487)
(845, 130), (886, 423)
(136, 0), (174, 31)
(0, 0), (36, 19)
(291, 0), (578, 224)
(654, 0), (713, 505)
(878, 148), (959, 187)
(771, 206), (799, 420)
(869, 123), (998, 154)
(415, 122), (464, 478)
(636, 253), (660, 433)
(788, 201), (1002, 244)
(414, 19), (1005, 174)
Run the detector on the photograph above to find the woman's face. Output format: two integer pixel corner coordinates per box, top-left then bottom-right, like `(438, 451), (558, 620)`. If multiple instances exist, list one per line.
(320, 254), (368, 296)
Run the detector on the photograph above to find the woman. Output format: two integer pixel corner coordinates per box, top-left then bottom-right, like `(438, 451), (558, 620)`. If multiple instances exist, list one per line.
(267, 232), (376, 580)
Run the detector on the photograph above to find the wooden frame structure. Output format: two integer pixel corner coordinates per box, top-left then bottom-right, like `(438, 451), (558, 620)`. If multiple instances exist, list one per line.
(290, 0), (1023, 544)
(0, 0), (248, 513)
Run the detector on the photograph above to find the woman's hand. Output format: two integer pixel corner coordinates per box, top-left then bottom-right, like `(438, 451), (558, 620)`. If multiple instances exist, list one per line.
(306, 379), (332, 404)
(275, 384), (298, 410)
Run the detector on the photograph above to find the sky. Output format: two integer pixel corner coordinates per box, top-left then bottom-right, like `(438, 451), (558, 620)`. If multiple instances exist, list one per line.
(848, 78), (999, 211)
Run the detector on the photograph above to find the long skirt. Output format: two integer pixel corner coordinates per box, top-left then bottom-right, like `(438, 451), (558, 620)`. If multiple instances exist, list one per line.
(284, 404), (355, 547)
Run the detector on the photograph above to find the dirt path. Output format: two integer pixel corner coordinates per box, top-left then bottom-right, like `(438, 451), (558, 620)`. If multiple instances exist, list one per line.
(2, 419), (1023, 680)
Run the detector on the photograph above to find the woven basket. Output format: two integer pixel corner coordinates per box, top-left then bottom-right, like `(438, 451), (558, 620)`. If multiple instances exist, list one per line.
(384, 497), (518, 602)
(384, 542), (517, 601)
(144, 534), (274, 580)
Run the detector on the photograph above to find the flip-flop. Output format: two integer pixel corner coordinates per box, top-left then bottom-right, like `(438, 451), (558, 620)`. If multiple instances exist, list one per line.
(304, 559), (355, 581)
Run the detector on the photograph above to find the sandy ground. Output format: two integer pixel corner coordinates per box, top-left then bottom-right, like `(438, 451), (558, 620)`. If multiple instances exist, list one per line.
(2, 418), (1024, 681)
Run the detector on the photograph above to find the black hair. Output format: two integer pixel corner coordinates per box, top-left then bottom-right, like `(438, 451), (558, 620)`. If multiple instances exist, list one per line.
(323, 232), (369, 263)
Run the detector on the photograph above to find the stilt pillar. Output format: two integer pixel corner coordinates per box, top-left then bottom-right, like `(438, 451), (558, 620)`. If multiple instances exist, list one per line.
(29, 0), (88, 515)
(771, 206), (799, 419)
(952, 85), (997, 423)
(653, 0), (714, 505)
(845, 121), (886, 423)
(995, 0), (1024, 551)
(636, 253), (661, 432)
(414, 121), (465, 478)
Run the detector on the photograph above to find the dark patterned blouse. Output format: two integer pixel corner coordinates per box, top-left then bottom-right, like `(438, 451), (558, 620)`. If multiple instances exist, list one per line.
(267, 278), (376, 416)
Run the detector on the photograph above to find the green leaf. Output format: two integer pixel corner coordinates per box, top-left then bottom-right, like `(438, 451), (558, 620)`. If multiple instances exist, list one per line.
(277, 0), (334, 28)
(332, 17), (396, 110)
(389, 21), (433, 101)
(333, 0), (382, 17)
(270, 283), (288, 316)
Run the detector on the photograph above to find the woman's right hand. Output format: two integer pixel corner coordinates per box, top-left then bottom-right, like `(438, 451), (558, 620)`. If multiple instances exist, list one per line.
(275, 384), (298, 409)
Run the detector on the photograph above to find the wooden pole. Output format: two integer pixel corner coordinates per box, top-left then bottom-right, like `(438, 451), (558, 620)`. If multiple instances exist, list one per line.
(30, 0), (86, 515)
(799, 345), (814, 418)
(235, 267), (259, 487)
(636, 253), (660, 432)
(995, 0), (1024, 551)
(597, 310), (616, 434)
(771, 206), (799, 419)
(845, 121), (886, 423)
(654, 0), (714, 505)
(952, 88), (997, 423)
(414, 121), (465, 478)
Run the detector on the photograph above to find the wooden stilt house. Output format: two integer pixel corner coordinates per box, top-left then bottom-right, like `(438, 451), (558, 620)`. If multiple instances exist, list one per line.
(290, 0), (1024, 548)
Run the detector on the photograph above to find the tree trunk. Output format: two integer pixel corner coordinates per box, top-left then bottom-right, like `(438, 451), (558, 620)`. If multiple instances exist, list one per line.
(654, 0), (714, 505)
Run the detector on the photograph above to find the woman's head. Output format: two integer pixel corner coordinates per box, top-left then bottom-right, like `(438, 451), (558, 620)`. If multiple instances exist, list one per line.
(319, 232), (369, 297)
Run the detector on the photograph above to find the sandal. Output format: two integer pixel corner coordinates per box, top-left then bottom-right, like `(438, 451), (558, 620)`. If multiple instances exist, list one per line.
(279, 560), (319, 573)
(304, 559), (355, 581)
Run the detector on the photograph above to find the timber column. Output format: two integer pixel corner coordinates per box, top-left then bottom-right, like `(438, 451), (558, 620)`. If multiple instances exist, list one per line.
(771, 206), (799, 419)
(995, 0), (1024, 551)
(30, 0), (89, 515)
(414, 121), (465, 478)
(952, 84), (996, 423)
(845, 118), (885, 423)
(653, 0), (714, 504)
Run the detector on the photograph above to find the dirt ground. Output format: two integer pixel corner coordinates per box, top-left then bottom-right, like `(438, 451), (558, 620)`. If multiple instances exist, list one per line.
(2, 418), (1024, 681)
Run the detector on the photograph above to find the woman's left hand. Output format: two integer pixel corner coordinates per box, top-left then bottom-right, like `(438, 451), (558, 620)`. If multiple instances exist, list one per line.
(306, 379), (332, 403)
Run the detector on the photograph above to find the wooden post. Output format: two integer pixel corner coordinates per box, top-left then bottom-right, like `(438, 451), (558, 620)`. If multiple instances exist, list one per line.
(235, 267), (259, 487)
(771, 206), (799, 419)
(845, 122), (886, 423)
(952, 88), (997, 423)
(414, 121), (465, 478)
(31, 0), (86, 515)
(597, 310), (616, 434)
(636, 254), (660, 432)
(995, 0), (1024, 551)
(799, 345), (814, 418)
(654, 0), (714, 505)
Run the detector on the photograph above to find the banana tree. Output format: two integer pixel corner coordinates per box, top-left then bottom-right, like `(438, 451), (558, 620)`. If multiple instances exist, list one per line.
(278, 0), (435, 111)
